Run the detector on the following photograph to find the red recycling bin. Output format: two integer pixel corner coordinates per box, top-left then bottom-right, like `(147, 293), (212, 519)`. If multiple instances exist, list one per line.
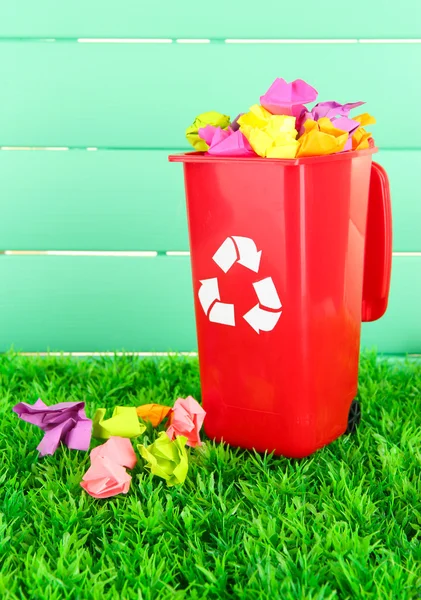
(169, 149), (392, 457)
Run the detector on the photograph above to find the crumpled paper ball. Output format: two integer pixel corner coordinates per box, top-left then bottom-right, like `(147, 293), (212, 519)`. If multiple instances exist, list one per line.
(198, 125), (255, 157)
(238, 105), (299, 158)
(137, 432), (188, 487)
(92, 406), (146, 440)
(260, 78), (318, 117)
(297, 118), (349, 157)
(80, 437), (138, 499)
(81, 455), (132, 499)
(166, 396), (206, 447)
(186, 111), (231, 151)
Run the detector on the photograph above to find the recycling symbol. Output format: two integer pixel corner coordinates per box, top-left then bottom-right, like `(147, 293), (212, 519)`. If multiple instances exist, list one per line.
(198, 236), (283, 334)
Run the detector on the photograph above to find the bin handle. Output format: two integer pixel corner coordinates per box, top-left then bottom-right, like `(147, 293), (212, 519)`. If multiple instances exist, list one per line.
(362, 161), (393, 322)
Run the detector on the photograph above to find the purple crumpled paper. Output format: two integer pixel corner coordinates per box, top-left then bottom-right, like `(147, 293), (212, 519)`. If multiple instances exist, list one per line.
(260, 78), (318, 117)
(13, 398), (92, 456)
(310, 100), (365, 121)
(297, 100), (365, 134)
(332, 116), (361, 151)
(230, 114), (244, 132)
(198, 125), (255, 157)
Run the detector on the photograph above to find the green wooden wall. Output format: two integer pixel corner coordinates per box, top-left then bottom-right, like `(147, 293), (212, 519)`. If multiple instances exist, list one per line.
(0, 2), (420, 354)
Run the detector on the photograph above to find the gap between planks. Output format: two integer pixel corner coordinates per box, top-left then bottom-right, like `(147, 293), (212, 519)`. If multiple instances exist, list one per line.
(0, 251), (191, 257)
(0, 251), (420, 258)
(0, 38), (420, 44)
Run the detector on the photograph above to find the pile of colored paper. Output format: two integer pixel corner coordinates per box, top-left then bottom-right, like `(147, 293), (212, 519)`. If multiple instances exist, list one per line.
(186, 78), (375, 159)
(13, 395), (206, 499)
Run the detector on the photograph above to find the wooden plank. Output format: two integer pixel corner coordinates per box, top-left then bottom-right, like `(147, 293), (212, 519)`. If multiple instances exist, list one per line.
(0, 255), (419, 354)
(0, 256), (196, 352)
(361, 256), (421, 354)
(375, 151), (421, 252)
(0, 43), (419, 148)
(0, 150), (419, 252)
(0, 1), (419, 39)
(0, 150), (189, 251)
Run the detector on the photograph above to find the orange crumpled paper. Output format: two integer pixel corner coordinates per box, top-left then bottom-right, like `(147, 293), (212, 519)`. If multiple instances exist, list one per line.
(297, 118), (349, 157)
(136, 403), (172, 427)
(351, 113), (376, 150)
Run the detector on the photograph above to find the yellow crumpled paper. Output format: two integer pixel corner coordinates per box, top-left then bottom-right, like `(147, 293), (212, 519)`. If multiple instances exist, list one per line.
(351, 113), (376, 150)
(137, 431), (188, 486)
(186, 111), (231, 151)
(297, 118), (349, 157)
(352, 127), (372, 150)
(238, 105), (299, 158)
(353, 113), (376, 127)
(92, 406), (146, 440)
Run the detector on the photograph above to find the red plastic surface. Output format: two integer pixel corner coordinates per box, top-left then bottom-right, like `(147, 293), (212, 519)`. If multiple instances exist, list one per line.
(170, 149), (390, 458)
(362, 162), (393, 321)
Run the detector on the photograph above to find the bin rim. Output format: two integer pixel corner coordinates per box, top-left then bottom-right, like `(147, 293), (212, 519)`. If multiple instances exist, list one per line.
(169, 147), (377, 166)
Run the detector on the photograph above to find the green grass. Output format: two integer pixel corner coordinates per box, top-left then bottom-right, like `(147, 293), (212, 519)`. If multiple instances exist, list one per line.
(0, 352), (420, 600)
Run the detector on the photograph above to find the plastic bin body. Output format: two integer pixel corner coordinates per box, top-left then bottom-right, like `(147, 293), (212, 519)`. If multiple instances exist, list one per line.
(169, 150), (391, 457)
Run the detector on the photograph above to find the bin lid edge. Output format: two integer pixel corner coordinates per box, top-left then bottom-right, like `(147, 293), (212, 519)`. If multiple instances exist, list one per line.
(168, 148), (378, 165)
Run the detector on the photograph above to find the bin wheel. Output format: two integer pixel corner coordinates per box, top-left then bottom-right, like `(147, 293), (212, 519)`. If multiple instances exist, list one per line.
(345, 400), (361, 434)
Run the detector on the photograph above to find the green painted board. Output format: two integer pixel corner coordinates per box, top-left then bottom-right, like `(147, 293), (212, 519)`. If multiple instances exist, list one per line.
(0, 43), (419, 148)
(0, 255), (419, 353)
(0, 150), (419, 252)
(0, 256), (196, 352)
(375, 151), (421, 252)
(0, 1), (419, 38)
(361, 256), (421, 354)
(0, 150), (189, 251)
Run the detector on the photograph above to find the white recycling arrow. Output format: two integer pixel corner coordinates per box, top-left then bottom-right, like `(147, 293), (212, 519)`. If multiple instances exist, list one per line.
(243, 305), (282, 334)
(198, 278), (235, 326)
(212, 238), (237, 273)
(242, 276), (283, 334)
(253, 277), (282, 309)
(232, 236), (262, 273)
(212, 236), (262, 274)
(198, 278), (220, 314)
(209, 302), (235, 327)
(201, 241), (282, 333)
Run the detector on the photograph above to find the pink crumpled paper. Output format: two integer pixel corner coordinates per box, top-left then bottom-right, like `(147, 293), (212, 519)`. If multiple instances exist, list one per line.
(81, 436), (137, 499)
(90, 436), (137, 469)
(260, 78), (318, 117)
(198, 125), (255, 157)
(13, 398), (92, 457)
(166, 396), (206, 447)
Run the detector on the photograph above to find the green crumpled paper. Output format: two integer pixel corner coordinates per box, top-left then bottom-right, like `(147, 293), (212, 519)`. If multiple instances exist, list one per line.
(92, 406), (146, 440)
(186, 111), (230, 151)
(137, 431), (188, 486)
